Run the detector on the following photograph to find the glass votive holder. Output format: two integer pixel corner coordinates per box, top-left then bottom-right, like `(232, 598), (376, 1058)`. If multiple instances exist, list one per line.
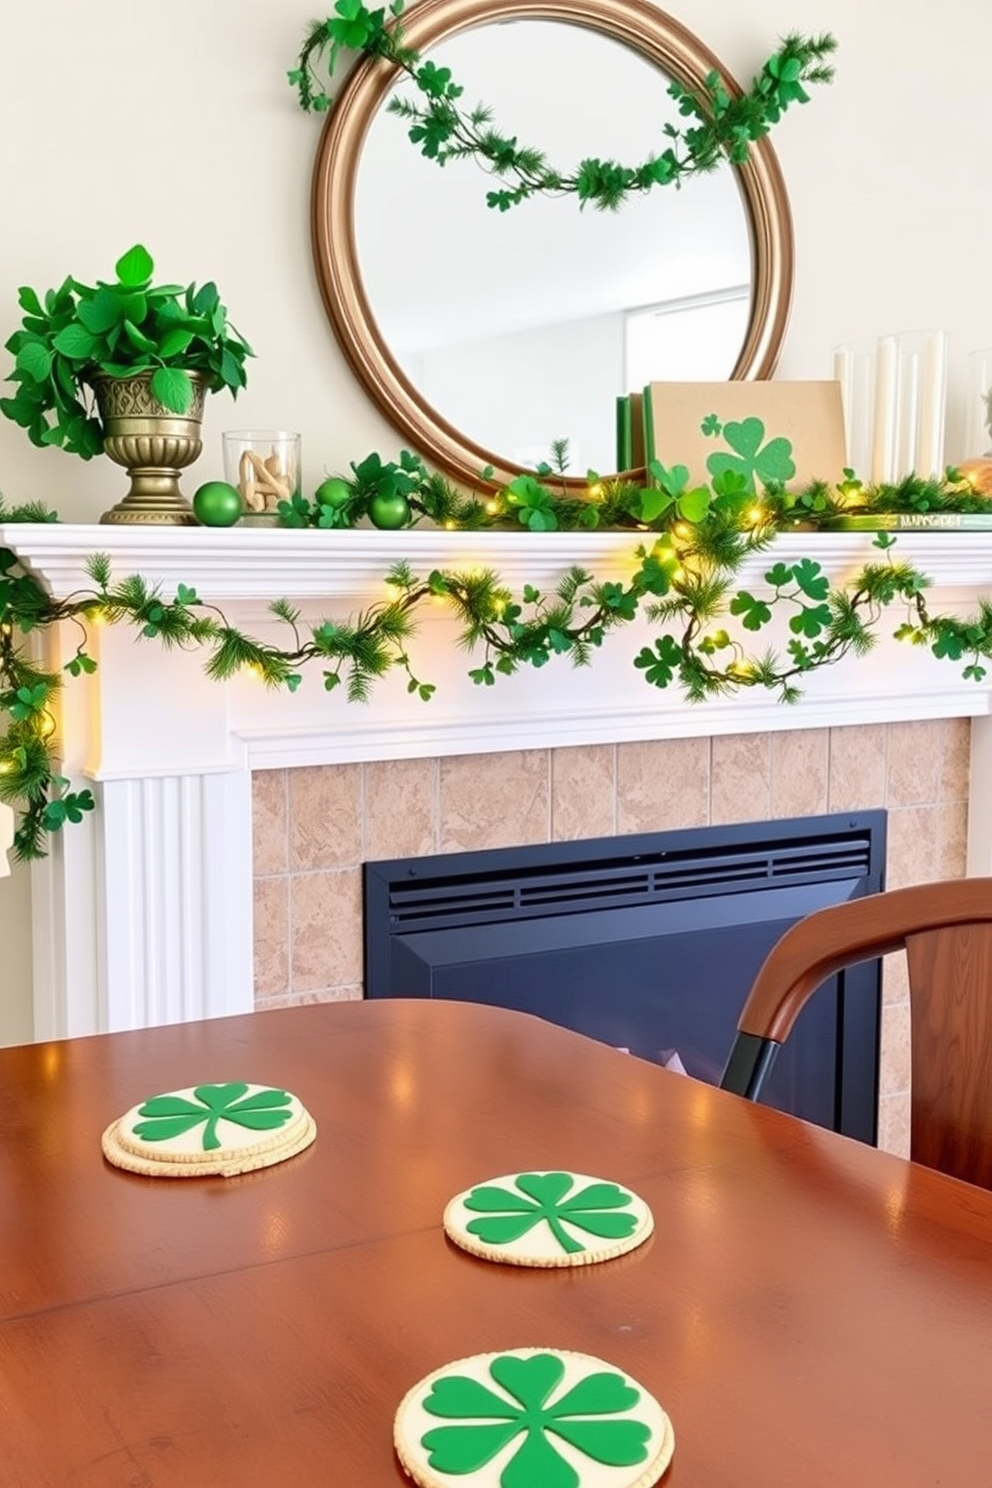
(222, 430), (301, 519)
(965, 350), (992, 460)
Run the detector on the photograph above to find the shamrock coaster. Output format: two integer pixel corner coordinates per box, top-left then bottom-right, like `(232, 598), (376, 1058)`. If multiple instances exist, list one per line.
(394, 1348), (674, 1488)
(443, 1171), (653, 1267)
(101, 1082), (316, 1178)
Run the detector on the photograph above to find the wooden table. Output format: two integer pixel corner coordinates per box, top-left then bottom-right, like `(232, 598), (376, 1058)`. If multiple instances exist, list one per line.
(2, 999), (991, 1487)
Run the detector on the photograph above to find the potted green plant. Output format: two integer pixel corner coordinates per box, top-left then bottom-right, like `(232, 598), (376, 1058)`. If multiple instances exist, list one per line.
(0, 244), (253, 524)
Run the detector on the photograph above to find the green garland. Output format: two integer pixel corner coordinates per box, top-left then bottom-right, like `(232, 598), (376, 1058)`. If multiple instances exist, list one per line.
(4, 443), (992, 862)
(290, 3), (836, 212)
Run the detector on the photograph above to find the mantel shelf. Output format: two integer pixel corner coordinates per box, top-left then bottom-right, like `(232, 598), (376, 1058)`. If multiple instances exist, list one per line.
(4, 524), (992, 602)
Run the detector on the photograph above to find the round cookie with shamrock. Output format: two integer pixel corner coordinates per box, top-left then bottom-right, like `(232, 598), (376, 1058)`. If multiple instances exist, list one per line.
(102, 1081), (316, 1178)
(394, 1347), (674, 1488)
(443, 1171), (653, 1267)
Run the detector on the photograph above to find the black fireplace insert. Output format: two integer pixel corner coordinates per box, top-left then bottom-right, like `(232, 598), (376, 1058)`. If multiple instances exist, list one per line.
(363, 811), (887, 1143)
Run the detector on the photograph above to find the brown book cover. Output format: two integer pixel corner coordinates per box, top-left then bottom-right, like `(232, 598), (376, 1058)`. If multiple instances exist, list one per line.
(641, 380), (847, 491)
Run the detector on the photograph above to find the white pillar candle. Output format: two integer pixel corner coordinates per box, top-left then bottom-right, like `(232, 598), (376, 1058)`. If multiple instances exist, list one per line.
(832, 346), (854, 466)
(895, 347), (920, 479)
(871, 336), (898, 485)
(917, 331), (948, 478)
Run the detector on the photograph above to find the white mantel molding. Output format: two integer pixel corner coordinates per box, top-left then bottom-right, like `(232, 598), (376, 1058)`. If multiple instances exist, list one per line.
(5, 523), (992, 1040)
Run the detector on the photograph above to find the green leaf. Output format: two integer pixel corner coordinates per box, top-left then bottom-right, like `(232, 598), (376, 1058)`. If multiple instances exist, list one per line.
(149, 366), (193, 414)
(51, 324), (99, 360)
(115, 244), (154, 287)
(15, 341), (53, 383)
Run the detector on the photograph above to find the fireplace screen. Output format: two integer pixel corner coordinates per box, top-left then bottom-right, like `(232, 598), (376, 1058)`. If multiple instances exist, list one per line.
(363, 812), (886, 1143)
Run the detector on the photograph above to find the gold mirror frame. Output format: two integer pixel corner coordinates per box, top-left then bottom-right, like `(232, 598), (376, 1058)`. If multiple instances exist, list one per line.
(311, 0), (795, 489)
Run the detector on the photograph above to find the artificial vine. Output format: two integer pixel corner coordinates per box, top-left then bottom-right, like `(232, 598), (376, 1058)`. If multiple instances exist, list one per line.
(290, 2), (836, 212)
(4, 437), (992, 862)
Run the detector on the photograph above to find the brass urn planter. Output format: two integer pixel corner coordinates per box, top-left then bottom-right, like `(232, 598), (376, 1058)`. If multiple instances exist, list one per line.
(94, 371), (207, 526)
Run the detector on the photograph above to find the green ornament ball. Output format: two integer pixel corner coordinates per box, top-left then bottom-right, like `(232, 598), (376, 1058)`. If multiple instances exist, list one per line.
(314, 476), (353, 509)
(193, 480), (243, 527)
(369, 492), (412, 530)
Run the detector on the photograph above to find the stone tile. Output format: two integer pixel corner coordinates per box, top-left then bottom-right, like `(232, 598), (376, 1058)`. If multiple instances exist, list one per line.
(879, 998), (912, 1096)
(885, 720), (940, 807)
(252, 769), (288, 876)
(770, 729), (828, 820)
(616, 737), (710, 834)
(710, 733), (771, 825)
(253, 876), (289, 1001)
(827, 724), (887, 812)
(551, 745), (615, 840)
(877, 1092), (911, 1159)
(256, 985), (363, 1009)
(882, 950), (909, 1006)
(937, 717), (971, 803)
(439, 751), (549, 852)
(364, 757), (436, 861)
(885, 807), (941, 889)
(935, 801), (969, 880)
(289, 764), (362, 871)
(290, 869), (363, 991)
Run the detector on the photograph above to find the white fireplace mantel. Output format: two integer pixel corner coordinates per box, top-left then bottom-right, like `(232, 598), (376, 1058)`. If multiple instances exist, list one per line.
(5, 522), (992, 1040)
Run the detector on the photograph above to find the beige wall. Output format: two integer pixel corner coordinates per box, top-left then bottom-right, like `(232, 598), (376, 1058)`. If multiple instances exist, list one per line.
(2, 0), (991, 1041)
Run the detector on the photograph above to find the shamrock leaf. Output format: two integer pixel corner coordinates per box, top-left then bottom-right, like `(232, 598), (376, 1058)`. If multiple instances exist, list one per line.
(729, 591), (772, 631)
(789, 603), (832, 639)
(790, 558), (830, 602)
(463, 1172), (638, 1254)
(133, 1082), (293, 1151)
(421, 1352), (652, 1488)
(634, 634), (682, 688)
(706, 417), (796, 493)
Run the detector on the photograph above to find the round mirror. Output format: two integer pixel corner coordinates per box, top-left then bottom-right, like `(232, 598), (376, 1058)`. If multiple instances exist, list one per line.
(312, 0), (794, 488)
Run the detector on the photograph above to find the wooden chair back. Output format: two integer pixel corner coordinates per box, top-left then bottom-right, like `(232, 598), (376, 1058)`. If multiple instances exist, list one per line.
(720, 878), (992, 1188)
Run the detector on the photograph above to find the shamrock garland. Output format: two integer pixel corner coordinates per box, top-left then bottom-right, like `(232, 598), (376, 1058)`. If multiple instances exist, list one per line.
(419, 1352), (653, 1486)
(290, 1), (836, 213)
(4, 422), (992, 864)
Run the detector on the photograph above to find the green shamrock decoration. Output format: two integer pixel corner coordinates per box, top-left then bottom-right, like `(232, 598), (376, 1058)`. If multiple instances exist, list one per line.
(133, 1083), (293, 1151)
(462, 1172), (638, 1255)
(421, 1352), (651, 1488)
(705, 416), (796, 493)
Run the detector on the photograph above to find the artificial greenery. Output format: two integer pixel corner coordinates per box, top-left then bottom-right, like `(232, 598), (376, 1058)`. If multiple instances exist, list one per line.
(290, 2), (836, 212)
(5, 423), (992, 862)
(0, 245), (252, 459)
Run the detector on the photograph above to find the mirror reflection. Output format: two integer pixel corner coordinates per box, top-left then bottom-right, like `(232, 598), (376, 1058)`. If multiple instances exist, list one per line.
(354, 20), (752, 473)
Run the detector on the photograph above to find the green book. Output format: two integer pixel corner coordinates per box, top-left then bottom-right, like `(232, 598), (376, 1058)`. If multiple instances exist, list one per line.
(823, 513), (992, 531)
(615, 394), (633, 471)
(615, 392), (645, 472)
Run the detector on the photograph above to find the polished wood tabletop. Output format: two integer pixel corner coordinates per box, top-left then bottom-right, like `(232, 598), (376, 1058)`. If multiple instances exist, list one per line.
(2, 998), (991, 1487)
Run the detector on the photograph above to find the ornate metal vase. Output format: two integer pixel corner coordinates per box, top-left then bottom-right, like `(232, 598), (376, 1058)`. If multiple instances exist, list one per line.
(93, 371), (207, 525)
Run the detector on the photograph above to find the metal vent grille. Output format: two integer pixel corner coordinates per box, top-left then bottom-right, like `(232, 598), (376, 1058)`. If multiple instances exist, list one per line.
(383, 829), (875, 934)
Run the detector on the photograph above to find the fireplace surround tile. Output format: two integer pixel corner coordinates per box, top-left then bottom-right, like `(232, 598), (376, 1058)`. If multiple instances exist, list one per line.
(771, 729), (829, 819)
(438, 749), (549, 851)
(290, 763), (362, 871)
(826, 723), (887, 810)
(252, 768), (289, 877)
(253, 877), (289, 998)
(710, 733), (772, 823)
(615, 736), (710, 833)
(551, 744), (616, 840)
(364, 756), (437, 860)
(290, 869), (363, 991)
